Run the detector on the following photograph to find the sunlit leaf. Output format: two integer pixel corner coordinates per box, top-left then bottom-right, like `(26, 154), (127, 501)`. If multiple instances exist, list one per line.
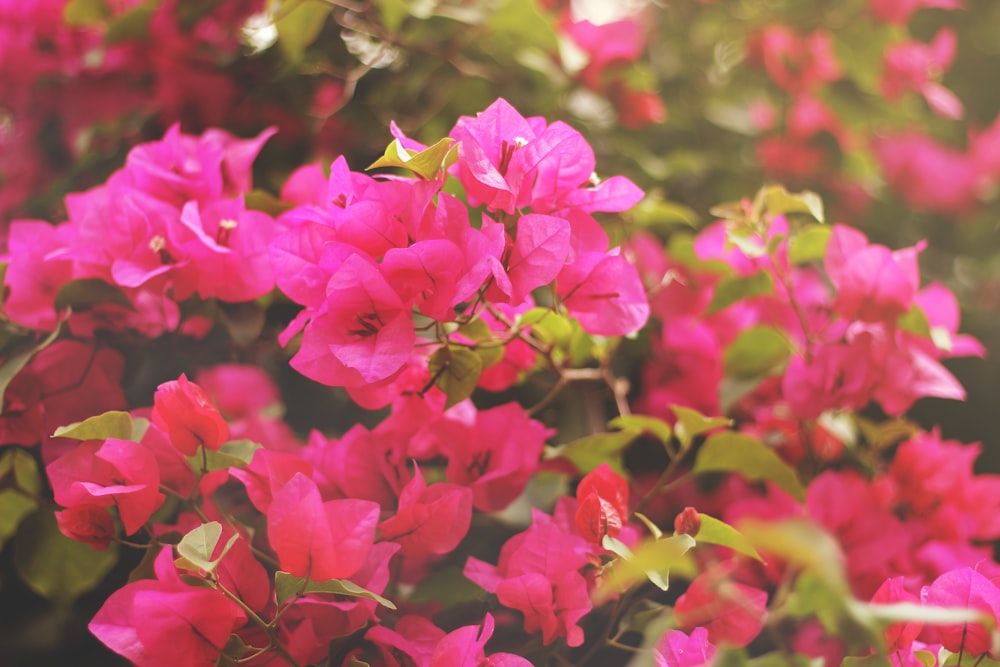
(14, 511), (118, 606)
(52, 410), (133, 441)
(706, 271), (773, 314)
(696, 513), (764, 562)
(177, 522), (226, 572)
(275, 0), (329, 61)
(274, 571), (396, 609)
(608, 414), (672, 447)
(554, 428), (641, 475)
(694, 432), (806, 501)
(367, 137), (458, 180)
(428, 346), (482, 409)
(671, 405), (731, 450)
(594, 534), (696, 602)
(723, 326), (790, 378)
(738, 519), (847, 593)
(788, 224), (832, 265)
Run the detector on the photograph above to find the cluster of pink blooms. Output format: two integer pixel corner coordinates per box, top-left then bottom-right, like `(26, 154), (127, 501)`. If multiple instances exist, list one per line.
(744, 0), (1000, 218)
(2, 94), (999, 667)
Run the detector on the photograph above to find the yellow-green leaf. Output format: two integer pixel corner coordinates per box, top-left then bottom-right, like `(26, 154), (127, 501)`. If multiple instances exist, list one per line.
(14, 511), (119, 606)
(177, 522), (224, 572)
(695, 513), (764, 562)
(594, 534), (696, 603)
(367, 137), (458, 180)
(52, 410), (133, 441)
(608, 415), (672, 447)
(428, 346), (482, 409)
(554, 428), (641, 475)
(762, 186), (825, 223)
(788, 223), (831, 265)
(694, 431), (805, 501)
(671, 405), (731, 450)
(706, 271), (773, 314)
(275, 0), (330, 61)
(738, 519), (847, 594)
(275, 571), (396, 609)
(723, 326), (790, 378)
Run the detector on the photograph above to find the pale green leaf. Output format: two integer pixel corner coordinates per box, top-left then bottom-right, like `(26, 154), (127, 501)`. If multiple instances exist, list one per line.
(554, 428), (641, 475)
(694, 432), (806, 501)
(788, 224), (832, 265)
(696, 513), (764, 562)
(275, 571), (396, 609)
(367, 137), (458, 180)
(608, 415), (672, 446)
(723, 326), (790, 378)
(177, 522), (223, 572)
(707, 271), (773, 314)
(428, 346), (482, 409)
(14, 511), (118, 606)
(671, 405), (731, 450)
(738, 519), (847, 593)
(594, 534), (696, 602)
(275, 0), (330, 61)
(52, 410), (133, 441)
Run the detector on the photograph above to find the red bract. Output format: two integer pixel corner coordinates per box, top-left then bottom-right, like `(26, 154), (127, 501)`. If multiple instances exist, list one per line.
(872, 577), (923, 653)
(55, 504), (115, 551)
(653, 627), (717, 667)
(90, 548), (247, 667)
(824, 224), (922, 324)
(465, 503), (594, 647)
(378, 467), (473, 558)
(151, 373), (229, 455)
(557, 250), (650, 336)
(47, 438), (165, 535)
(674, 561), (768, 647)
(574, 463), (630, 543)
(266, 473), (380, 581)
(920, 567), (1000, 657)
(440, 402), (549, 512)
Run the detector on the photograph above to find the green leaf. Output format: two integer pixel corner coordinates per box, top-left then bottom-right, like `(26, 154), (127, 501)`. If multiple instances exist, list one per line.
(694, 431), (806, 501)
(0, 323), (65, 416)
(52, 410), (133, 441)
(554, 428), (641, 475)
(377, 0), (410, 32)
(723, 326), (790, 378)
(521, 308), (574, 348)
(488, 0), (558, 53)
(409, 566), (484, 607)
(177, 522), (226, 572)
(852, 599), (989, 628)
(275, 0), (330, 61)
(105, 0), (156, 42)
(0, 491), (37, 550)
(55, 278), (135, 311)
(274, 571), (396, 609)
(0, 447), (42, 494)
(788, 224), (832, 265)
(14, 511), (118, 606)
(197, 439), (262, 472)
(897, 304), (931, 338)
(695, 513), (764, 562)
(841, 658), (892, 667)
(762, 186), (825, 223)
(738, 519), (847, 594)
(608, 415), (672, 447)
(456, 316), (493, 342)
(632, 197), (699, 230)
(706, 271), (773, 314)
(367, 137), (458, 180)
(245, 189), (295, 216)
(64, 0), (109, 26)
(671, 405), (731, 450)
(428, 346), (482, 409)
(594, 533), (696, 602)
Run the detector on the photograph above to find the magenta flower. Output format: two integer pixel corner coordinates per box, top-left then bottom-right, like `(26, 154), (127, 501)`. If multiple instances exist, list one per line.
(266, 473), (380, 581)
(653, 627), (717, 667)
(378, 466), (473, 558)
(47, 438), (165, 535)
(557, 249), (650, 336)
(90, 547), (247, 667)
(152, 373), (230, 455)
(921, 567), (1000, 657)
